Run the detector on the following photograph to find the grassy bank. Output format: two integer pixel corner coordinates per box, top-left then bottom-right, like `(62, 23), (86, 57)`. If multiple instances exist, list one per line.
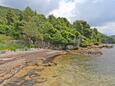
(0, 35), (35, 51)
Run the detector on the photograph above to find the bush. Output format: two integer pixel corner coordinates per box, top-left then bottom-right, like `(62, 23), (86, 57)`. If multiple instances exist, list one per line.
(0, 35), (29, 50)
(0, 34), (13, 42)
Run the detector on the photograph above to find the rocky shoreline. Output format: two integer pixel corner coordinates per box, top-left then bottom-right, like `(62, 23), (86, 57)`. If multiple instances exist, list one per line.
(0, 44), (113, 86)
(67, 44), (113, 56)
(0, 49), (66, 86)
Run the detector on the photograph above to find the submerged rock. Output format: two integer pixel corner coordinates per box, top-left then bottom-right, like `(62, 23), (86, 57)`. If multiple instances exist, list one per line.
(4, 83), (18, 86)
(0, 80), (4, 84)
(23, 80), (34, 86)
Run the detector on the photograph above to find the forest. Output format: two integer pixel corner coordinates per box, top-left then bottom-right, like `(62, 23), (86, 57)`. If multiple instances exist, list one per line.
(0, 6), (115, 50)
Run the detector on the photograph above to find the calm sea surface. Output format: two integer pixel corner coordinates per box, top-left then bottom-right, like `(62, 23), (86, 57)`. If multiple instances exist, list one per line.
(50, 45), (115, 86)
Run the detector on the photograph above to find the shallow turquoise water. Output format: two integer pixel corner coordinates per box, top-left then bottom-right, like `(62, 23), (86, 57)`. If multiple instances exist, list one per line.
(54, 46), (115, 86)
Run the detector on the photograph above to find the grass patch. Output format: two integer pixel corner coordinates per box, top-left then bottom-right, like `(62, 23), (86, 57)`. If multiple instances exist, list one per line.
(0, 34), (29, 51)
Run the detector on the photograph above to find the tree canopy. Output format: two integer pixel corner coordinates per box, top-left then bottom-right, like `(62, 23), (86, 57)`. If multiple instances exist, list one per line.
(0, 6), (114, 50)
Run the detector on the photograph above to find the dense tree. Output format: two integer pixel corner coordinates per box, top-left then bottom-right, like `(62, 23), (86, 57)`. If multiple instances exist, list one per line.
(0, 6), (114, 50)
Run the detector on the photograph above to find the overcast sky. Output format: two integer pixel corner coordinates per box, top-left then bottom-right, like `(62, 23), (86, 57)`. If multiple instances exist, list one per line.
(0, 0), (115, 35)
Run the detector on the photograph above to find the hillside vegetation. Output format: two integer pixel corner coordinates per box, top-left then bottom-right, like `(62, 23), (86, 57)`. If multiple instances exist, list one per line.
(0, 6), (114, 50)
(111, 35), (115, 40)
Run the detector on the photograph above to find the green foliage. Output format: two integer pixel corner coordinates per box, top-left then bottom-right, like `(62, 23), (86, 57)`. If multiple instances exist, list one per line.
(0, 34), (12, 42)
(0, 34), (27, 50)
(0, 6), (114, 50)
(0, 41), (29, 51)
(110, 35), (115, 43)
(100, 34), (115, 44)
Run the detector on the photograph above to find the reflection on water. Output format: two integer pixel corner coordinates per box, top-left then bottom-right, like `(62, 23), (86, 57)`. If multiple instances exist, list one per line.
(46, 46), (115, 86)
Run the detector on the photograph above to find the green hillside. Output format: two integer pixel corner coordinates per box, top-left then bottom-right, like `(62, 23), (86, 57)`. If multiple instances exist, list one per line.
(0, 6), (114, 50)
(0, 6), (21, 17)
(111, 35), (115, 39)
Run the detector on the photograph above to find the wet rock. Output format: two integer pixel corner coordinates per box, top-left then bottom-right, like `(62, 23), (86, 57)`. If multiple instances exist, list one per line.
(35, 77), (47, 83)
(28, 70), (38, 77)
(12, 77), (25, 85)
(25, 76), (32, 81)
(26, 70), (39, 80)
(35, 67), (44, 72)
(0, 80), (4, 84)
(23, 80), (34, 86)
(42, 62), (55, 67)
(4, 83), (18, 86)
